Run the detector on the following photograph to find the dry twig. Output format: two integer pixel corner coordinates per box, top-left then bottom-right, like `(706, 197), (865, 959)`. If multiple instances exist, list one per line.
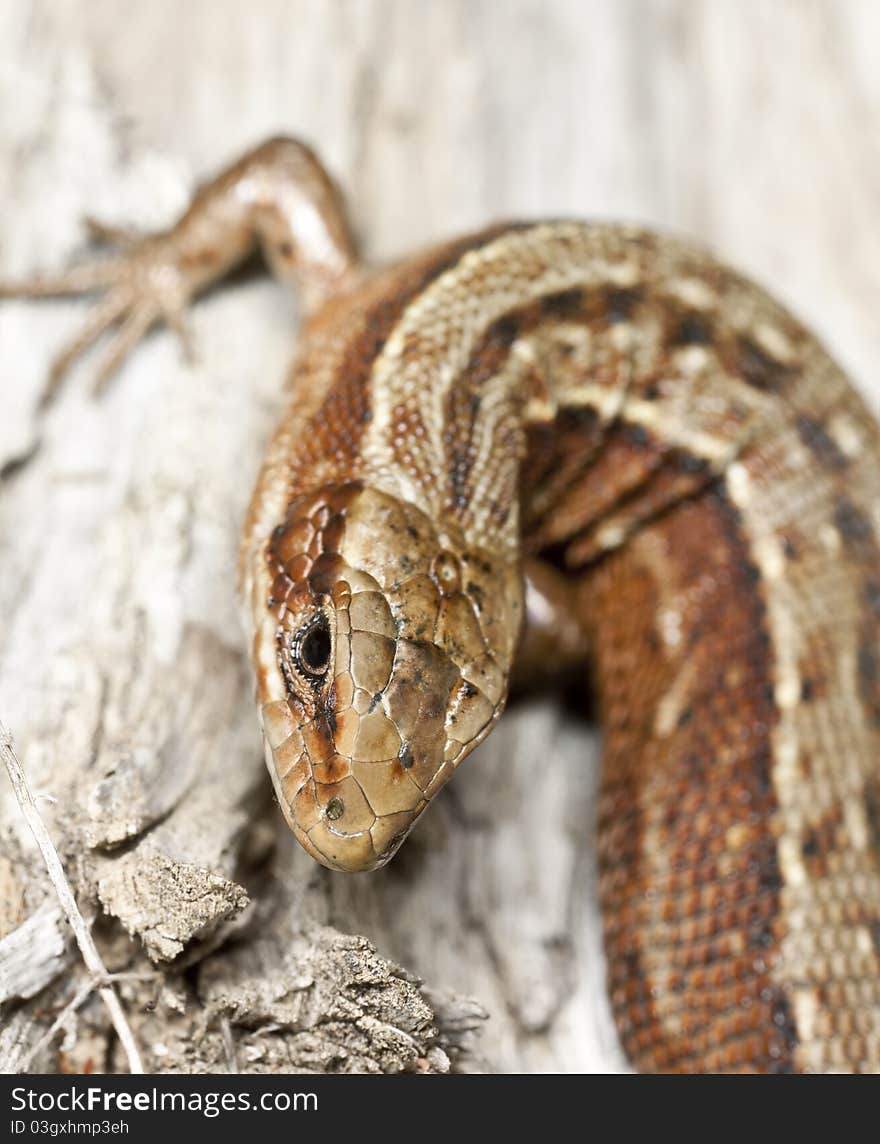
(0, 719), (145, 1074)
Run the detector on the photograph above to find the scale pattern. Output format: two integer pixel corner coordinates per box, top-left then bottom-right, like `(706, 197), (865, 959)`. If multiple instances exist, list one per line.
(243, 222), (880, 1072)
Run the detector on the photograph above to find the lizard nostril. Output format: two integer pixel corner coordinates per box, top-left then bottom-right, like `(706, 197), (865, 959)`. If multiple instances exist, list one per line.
(431, 550), (461, 594)
(325, 797), (345, 821)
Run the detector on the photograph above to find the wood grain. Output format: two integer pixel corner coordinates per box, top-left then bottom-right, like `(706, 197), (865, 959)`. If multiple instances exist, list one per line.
(1, 0), (878, 1073)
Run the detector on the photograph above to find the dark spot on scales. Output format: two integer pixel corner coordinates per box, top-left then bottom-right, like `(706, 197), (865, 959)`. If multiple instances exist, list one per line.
(466, 581), (484, 608)
(834, 496), (873, 546)
(557, 405), (598, 433)
(748, 918), (775, 950)
(605, 286), (643, 323)
(540, 287), (585, 320)
(488, 313), (521, 345)
(754, 844), (783, 894)
(768, 989), (799, 1067)
(398, 743), (415, 769)
(450, 455), (472, 510)
(735, 335), (794, 392)
(799, 807), (843, 879)
(670, 313), (713, 346)
(676, 450), (709, 475)
(623, 423), (650, 448)
(795, 414), (849, 470)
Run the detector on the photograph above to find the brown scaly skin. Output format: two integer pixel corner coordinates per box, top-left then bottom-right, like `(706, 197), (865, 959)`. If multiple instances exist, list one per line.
(4, 137), (880, 1073)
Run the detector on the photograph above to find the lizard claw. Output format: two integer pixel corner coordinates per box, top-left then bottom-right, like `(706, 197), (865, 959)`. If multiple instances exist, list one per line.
(2, 230), (196, 407)
(40, 286), (135, 408)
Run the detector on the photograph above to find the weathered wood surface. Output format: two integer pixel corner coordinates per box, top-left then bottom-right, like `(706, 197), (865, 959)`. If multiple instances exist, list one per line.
(1, 0), (878, 1073)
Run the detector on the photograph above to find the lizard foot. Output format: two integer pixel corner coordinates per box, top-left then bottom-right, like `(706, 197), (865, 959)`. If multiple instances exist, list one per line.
(1, 223), (195, 407)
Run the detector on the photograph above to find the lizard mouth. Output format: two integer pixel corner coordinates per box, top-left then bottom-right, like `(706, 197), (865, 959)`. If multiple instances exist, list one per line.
(294, 812), (414, 874)
(260, 697), (428, 872)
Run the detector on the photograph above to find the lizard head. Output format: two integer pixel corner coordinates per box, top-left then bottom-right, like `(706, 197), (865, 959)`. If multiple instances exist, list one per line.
(249, 482), (522, 871)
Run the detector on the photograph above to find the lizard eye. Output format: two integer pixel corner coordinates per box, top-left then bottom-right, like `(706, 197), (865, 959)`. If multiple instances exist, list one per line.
(293, 615), (332, 677)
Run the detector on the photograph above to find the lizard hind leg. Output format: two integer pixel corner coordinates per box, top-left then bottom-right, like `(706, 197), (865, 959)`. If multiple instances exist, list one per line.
(0, 137), (359, 406)
(511, 558), (592, 693)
